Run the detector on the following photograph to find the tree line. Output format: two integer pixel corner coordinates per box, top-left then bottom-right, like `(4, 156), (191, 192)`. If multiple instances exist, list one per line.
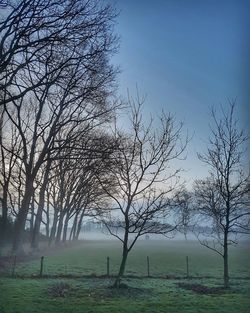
(0, 0), (119, 254)
(0, 0), (249, 289)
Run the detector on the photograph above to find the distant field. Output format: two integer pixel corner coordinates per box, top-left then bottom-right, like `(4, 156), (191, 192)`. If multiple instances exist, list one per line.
(4, 239), (250, 278)
(1, 239), (250, 313)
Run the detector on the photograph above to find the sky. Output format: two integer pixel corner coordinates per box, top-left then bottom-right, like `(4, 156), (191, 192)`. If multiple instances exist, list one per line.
(111, 0), (250, 187)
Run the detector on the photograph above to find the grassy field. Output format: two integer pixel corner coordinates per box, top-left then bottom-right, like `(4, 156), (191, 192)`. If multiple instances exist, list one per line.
(4, 239), (250, 278)
(0, 239), (250, 313)
(1, 276), (250, 313)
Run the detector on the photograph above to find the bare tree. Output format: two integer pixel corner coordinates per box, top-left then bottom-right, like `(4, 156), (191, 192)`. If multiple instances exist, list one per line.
(1, 0), (119, 254)
(0, 110), (22, 248)
(194, 102), (250, 289)
(38, 129), (116, 247)
(172, 188), (193, 240)
(96, 95), (187, 287)
(0, 0), (118, 107)
(30, 157), (52, 250)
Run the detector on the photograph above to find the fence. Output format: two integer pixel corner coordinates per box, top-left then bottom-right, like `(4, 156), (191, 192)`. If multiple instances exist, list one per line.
(4, 254), (192, 279)
(1, 240), (248, 280)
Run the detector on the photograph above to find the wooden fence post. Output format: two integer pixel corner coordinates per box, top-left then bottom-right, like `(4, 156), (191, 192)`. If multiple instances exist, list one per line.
(147, 256), (150, 277)
(12, 255), (17, 277)
(40, 256), (44, 277)
(186, 256), (189, 278)
(107, 256), (110, 277)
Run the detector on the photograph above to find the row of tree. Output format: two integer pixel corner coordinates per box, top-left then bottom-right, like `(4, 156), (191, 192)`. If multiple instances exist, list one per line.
(0, 0), (119, 253)
(0, 0), (249, 289)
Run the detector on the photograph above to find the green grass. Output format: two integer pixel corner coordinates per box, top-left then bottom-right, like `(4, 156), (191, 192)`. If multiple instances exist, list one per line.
(7, 239), (250, 278)
(0, 239), (249, 313)
(0, 277), (250, 313)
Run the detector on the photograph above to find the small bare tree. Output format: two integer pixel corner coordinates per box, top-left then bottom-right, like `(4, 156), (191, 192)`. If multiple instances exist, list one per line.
(96, 95), (187, 287)
(194, 102), (250, 289)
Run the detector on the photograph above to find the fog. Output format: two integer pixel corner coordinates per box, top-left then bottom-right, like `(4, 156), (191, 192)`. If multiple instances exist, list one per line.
(78, 230), (250, 243)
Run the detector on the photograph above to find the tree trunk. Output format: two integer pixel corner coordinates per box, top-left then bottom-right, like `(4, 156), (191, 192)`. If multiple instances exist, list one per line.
(114, 226), (129, 288)
(29, 196), (35, 235)
(49, 210), (58, 246)
(223, 234), (229, 289)
(12, 179), (34, 254)
(31, 163), (50, 250)
(69, 213), (78, 241)
(75, 210), (85, 240)
(0, 188), (8, 249)
(55, 213), (64, 245)
(62, 215), (69, 244)
(114, 243), (129, 288)
(45, 189), (50, 238)
(30, 195), (44, 251)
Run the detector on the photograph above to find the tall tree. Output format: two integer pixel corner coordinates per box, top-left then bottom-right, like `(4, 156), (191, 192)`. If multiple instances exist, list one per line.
(40, 129), (116, 247)
(0, 0), (118, 254)
(97, 95), (187, 287)
(30, 157), (52, 250)
(0, 111), (22, 249)
(194, 102), (250, 289)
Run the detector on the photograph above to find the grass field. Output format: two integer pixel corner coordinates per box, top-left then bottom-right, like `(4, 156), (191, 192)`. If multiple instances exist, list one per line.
(0, 239), (250, 313)
(5, 239), (250, 278)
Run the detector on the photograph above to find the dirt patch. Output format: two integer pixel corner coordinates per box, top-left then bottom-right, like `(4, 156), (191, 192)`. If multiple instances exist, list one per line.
(47, 282), (78, 298)
(46, 280), (153, 300)
(177, 282), (225, 295)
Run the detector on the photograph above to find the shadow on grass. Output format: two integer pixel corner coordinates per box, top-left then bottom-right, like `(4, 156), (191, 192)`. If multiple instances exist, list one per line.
(47, 280), (153, 300)
(177, 282), (226, 295)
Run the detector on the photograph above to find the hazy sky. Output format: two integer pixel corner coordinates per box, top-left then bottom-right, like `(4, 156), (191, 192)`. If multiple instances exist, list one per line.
(111, 0), (250, 187)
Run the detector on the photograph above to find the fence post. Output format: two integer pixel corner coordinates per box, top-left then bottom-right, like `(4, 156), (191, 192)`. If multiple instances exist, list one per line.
(186, 256), (189, 278)
(107, 256), (110, 277)
(147, 256), (150, 277)
(12, 255), (17, 277)
(40, 256), (44, 277)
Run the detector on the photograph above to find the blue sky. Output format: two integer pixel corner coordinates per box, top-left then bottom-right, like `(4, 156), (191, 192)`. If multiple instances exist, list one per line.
(111, 0), (249, 187)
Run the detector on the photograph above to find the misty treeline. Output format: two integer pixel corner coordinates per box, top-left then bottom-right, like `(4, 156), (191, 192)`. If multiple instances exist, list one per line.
(0, 0), (249, 289)
(0, 0), (120, 254)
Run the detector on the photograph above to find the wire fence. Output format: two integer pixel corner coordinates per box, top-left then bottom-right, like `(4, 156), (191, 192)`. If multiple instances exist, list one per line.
(0, 254), (194, 279)
(1, 247), (249, 280)
(0, 254), (231, 280)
